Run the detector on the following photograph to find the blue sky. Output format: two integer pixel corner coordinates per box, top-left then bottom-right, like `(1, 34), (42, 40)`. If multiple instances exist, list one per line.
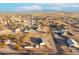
(0, 3), (79, 13)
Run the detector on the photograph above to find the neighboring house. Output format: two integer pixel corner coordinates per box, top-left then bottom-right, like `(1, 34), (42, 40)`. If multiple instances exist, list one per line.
(30, 37), (43, 48)
(4, 39), (11, 44)
(66, 38), (78, 47)
(59, 30), (68, 36)
(15, 28), (21, 33)
(40, 42), (46, 46)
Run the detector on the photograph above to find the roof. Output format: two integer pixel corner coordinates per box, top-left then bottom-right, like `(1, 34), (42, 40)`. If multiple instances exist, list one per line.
(30, 37), (43, 44)
(66, 38), (78, 46)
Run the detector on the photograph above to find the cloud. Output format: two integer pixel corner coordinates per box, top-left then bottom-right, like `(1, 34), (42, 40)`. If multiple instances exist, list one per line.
(49, 3), (79, 11)
(51, 6), (62, 11)
(72, 4), (78, 7)
(15, 5), (43, 12)
(49, 3), (79, 8)
(13, 3), (79, 12)
(49, 3), (69, 7)
(49, 3), (69, 11)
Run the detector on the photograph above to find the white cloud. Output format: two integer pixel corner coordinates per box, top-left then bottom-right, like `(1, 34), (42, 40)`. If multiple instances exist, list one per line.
(49, 3), (79, 8)
(15, 5), (43, 12)
(49, 3), (79, 11)
(51, 7), (62, 11)
(72, 4), (78, 7)
(49, 3), (69, 7)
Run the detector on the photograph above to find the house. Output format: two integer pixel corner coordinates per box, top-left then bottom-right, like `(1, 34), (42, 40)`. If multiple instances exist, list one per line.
(36, 45), (40, 48)
(40, 42), (46, 47)
(4, 39), (11, 44)
(30, 37), (43, 48)
(59, 30), (68, 36)
(20, 44), (32, 49)
(66, 38), (78, 47)
(15, 28), (21, 33)
(24, 46), (33, 48)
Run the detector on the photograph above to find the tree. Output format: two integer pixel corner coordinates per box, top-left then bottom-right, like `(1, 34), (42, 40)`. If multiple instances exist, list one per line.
(0, 35), (4, 39)
(0, 42), (7, 47)
(7, 34), (16, 39)
(8, 22), (19, 31)
(0, 24), (3, 29)
(59, 24), (65, 30)
(14, 43), (20, 50)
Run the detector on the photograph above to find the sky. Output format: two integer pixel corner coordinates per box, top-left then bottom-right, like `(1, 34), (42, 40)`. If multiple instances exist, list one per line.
(0, 3), (79, 13)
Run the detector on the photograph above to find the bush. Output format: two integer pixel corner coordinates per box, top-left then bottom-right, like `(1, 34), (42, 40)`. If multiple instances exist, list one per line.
(0, 43), (7, 47)
(7, 34), (16, 39)
(14, 44), (20, 50)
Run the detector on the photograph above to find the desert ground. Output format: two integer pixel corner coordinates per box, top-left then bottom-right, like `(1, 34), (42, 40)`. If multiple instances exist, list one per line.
(0, 13), (79, 55)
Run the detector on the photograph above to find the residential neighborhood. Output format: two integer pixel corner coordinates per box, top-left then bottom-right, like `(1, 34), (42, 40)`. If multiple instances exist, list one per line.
(0, 3), (79, 55)
(0, 13), (79, 55)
